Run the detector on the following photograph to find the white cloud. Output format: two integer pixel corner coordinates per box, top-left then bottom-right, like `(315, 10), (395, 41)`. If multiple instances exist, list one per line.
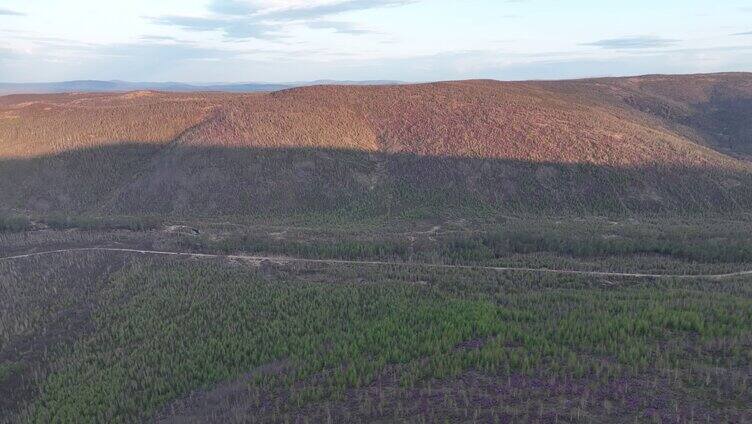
(0, 7), (25, 16)
(582, 36), (680, 50)
(0, 0), (750, 82)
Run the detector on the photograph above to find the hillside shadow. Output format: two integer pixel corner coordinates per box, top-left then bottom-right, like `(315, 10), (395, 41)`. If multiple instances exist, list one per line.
(1, 143), (751, 218)
(689, 98), (752, 157)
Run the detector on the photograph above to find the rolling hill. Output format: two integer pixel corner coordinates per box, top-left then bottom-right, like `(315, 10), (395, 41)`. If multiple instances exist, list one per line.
(1, 73), (751, 218)
(0, 80), (294, 94)
(550, 73), (752, 159)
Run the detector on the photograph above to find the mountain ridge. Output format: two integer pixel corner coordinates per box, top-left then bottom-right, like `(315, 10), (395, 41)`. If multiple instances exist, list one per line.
(1, 73), (751, 217)
(0, 80), (405, 95)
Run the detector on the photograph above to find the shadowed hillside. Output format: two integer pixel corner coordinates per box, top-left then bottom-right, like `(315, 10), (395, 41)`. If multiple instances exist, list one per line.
(1, 145), (750, 218)
(551, 73), (752, 159)
(1, 73), (752, 218)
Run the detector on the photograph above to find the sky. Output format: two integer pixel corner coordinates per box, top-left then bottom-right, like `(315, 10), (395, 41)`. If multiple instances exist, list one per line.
(0, 0), (751, 83)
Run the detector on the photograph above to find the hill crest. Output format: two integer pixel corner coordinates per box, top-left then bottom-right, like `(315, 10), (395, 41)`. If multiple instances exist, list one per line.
(1, 73), (752, 216)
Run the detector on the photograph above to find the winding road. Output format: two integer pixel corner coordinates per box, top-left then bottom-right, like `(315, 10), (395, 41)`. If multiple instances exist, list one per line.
(2, 247), (752, 280)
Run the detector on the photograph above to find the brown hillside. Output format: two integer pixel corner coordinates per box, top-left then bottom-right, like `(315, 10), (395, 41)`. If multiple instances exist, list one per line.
(1, 73), (752, 217)
(550, 73), (752, 159)
(184, 80), (746, 169)
(0, 91), (219, 158)
(1, 77), (750, 168)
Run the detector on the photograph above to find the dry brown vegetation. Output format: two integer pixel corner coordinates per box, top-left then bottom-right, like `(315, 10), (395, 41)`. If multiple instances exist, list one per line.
(550, 72), (752, 159)
(1, 73), (752, 217)
(2, 74), (751, 167)
(212, 80), (740, 169)
(0, 92), (219, 158)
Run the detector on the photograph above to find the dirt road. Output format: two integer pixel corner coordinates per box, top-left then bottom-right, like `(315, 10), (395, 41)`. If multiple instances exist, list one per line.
(1, 247), (751, 280)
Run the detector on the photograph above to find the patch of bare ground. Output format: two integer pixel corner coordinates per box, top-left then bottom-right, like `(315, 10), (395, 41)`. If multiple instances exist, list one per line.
(151, 368), (744, 423)
(149, 332), (751, 423)
(118, 90), (158, 99)
(0, 253), (132, 419)
(155, 360), (293, 424)
(0, 228), (174, 258)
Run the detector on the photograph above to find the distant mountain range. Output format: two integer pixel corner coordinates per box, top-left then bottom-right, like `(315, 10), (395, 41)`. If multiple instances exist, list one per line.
(0, 80), (403, 94)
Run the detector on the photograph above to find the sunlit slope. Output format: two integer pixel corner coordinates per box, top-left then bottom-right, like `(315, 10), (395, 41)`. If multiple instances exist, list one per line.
(0, 91), (218, 158)
(185, 80), (745, 168)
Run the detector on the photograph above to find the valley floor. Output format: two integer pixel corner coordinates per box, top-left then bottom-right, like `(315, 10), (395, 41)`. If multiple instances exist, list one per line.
(1, 216), (751, 423)
(4, 247), (752, 280)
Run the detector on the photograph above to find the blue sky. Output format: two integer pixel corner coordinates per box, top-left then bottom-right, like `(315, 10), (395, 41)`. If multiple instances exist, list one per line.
(0, 0), (751, 82)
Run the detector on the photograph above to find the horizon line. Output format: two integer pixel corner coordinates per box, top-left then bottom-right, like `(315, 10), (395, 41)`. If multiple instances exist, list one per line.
(1, 70), (751, 89)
